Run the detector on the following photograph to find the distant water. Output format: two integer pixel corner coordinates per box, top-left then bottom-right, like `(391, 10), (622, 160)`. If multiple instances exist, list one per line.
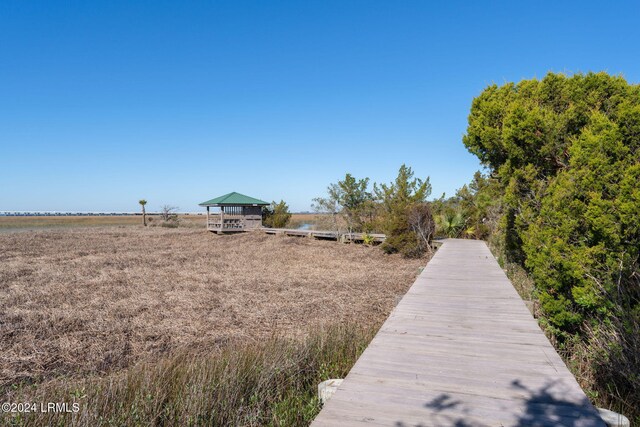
(298, 223), (312, 230)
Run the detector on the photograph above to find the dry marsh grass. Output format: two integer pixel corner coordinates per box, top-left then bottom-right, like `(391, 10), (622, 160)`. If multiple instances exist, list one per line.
(288, 214), (325, 223)
(0, 215), (205, 231)
(0, 228), (424, 395)
(4, 322), (376, 426)
(286, 213), (327, 229)
(0, 213), (325, 233)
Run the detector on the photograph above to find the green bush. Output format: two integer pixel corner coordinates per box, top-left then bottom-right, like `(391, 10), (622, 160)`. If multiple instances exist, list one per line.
(437, 211), (464, 238)
(263, 200), (292, 228)
(431, 171), (501, 240)
(463, 71), (640, 418)
(312, 173), (375, 233)
(312, 166), (435, 257)
(522, 112), (640, 331)
(375, 165), (433, 258)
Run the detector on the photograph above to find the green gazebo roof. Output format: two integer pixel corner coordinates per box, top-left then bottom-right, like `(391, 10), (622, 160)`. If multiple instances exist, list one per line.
(199, 192), (270, 207)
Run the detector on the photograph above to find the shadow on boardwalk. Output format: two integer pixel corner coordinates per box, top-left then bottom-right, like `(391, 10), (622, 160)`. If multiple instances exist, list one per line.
(394, 380), (603, 427)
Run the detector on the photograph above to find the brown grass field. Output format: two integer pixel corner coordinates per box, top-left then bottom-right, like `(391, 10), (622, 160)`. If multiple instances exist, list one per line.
(0, 213), (322, 232)
(0, 214), (206, 231)
(0, 227), (424, 395)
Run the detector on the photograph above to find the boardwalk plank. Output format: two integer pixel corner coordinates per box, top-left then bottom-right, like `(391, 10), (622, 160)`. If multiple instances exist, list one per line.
(311, 239), (604, 427)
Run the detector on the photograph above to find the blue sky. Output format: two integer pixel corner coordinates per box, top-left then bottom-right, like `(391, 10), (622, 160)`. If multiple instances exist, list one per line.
(2, 1), (639, 212)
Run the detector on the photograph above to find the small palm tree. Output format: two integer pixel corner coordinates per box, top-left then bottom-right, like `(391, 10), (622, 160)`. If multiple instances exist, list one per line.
(440, 212), (464, 238)
(139, 199), (147, 226)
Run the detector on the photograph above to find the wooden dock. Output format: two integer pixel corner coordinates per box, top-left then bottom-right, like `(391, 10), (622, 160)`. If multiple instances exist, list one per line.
(261, 228), (386, 243)
(312, 239), (605, 427)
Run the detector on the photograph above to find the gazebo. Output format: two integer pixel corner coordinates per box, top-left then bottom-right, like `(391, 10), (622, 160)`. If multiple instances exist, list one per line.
(199, 192), (270, 233)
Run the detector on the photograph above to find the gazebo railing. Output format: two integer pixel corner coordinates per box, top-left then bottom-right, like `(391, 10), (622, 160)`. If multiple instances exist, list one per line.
(207, 213), (246, 231)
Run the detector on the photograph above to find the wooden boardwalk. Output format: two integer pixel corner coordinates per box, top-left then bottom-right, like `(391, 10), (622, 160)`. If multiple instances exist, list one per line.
(312, 239), (605, 427)
(261, 228), (386, 243)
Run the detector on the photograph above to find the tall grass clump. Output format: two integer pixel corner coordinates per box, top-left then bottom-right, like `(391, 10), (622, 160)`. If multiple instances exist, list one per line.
(1, 322), (376, 427)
